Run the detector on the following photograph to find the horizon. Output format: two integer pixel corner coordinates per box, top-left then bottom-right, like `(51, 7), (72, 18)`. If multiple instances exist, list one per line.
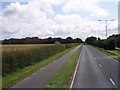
(1, 33), (120, 42)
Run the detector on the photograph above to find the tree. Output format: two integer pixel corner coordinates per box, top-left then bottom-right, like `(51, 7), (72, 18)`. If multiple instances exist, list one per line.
(66, 37), (74, 43)
(74, 38), (82, 43)
(85, 36), (97, 45)
(47, 37), (54, 44)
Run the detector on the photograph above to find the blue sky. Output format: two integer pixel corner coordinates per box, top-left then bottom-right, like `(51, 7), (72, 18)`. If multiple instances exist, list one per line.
(0, 0), (119, 40)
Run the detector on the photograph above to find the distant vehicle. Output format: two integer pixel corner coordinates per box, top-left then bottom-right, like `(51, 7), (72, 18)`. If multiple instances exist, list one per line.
(83, 42), (87, 45)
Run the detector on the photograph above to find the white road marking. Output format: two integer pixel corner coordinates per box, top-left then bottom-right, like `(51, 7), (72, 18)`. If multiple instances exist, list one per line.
(99, 64), (102, 67)
(70, 57), (80, 89)
(110, 78), (115, 85)
(70, 45), (82, 89)
(106, 55), (119, 63)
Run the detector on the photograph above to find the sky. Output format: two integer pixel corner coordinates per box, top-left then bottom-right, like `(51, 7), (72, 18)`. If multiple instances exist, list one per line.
(0, 0), (119, 40)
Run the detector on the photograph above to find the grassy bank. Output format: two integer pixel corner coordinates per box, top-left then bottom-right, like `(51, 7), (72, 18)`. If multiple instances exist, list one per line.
(2, 45), (77, 88)
(95, 47), (120, 62)
(46, 45), (82, 88)
(110, 50), (120, 55)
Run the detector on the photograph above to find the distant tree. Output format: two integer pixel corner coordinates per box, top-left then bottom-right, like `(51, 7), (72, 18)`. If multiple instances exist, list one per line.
(85, 34), (120, 50)
(98, 37), (101, 41)
(115, 34), (120, 48)
(47, 37), (54, 44)
(74, 38), (82, 43)
(85, 36), (97, 45)
(66, 37), (74, 43)
(2, 36), (83, 44)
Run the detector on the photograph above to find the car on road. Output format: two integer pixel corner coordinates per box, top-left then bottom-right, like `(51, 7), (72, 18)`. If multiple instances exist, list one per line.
(83, 43), (87, 45)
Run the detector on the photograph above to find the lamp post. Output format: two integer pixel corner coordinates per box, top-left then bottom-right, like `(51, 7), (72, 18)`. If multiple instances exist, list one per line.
(98, 19), (115, 39)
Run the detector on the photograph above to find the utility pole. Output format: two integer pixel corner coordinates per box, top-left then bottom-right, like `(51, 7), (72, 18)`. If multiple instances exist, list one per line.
(98, 19), (115, 39)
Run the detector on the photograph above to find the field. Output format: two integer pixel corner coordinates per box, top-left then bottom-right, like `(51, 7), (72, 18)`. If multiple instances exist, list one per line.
(2, 43), (78, 88)
(2, 44), (53, 52)
(2, 44), (78, 76)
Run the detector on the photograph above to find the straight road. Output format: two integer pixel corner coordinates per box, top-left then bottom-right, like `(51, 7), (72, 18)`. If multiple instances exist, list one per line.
(73, 45), (119, 88)
(11, 45), (81, 88)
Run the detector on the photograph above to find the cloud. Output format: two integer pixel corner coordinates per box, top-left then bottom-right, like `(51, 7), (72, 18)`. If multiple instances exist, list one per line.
(1, 0), (118, 40)
(62, 0), (109, 17)
(2, 1), (56, 39)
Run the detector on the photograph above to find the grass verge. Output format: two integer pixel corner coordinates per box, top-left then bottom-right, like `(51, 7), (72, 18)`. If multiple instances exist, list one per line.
(95, 47), (120, 62)
(46, 45), (82, 88)
(110, 50), (120, 55)
(2, 46), (77, 88)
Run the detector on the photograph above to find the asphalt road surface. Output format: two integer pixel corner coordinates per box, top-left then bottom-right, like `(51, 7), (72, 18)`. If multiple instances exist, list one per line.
(73, 45), (119, 88)
(11, 45), (81, 88)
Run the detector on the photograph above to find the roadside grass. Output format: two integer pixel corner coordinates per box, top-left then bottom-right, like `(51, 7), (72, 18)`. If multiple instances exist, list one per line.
(0, 76), (1, 89)
(46, 45), (82, 88)
(95, 47), (120, 62)
(2, 46), (77, 88)
(110, 50), (120, 55)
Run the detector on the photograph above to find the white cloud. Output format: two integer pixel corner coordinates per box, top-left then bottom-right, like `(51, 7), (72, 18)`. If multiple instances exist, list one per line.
(2, 1), (56, 39)
(40, 0), (64, 5)
(1, 0), (118, 40)
(55, 14), (83, 24)
(91, 6), (109, 17)
(62, 0), (109, 17)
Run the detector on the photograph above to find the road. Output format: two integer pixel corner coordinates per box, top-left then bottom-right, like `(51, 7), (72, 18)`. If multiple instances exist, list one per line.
(11, 45), (80, 88)
(73, 45), (119, 88)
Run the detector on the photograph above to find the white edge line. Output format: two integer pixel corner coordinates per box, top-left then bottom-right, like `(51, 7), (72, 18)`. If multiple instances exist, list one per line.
(110, 78), (115, 85)
(99, 64), (102, 67)
(70, 50), (82, 89)
(106, 55), (119, 63)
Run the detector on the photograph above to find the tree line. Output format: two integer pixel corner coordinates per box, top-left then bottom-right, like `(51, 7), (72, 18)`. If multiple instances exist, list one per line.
(85, 34), (120, 50)
(2, 37), (83, 44)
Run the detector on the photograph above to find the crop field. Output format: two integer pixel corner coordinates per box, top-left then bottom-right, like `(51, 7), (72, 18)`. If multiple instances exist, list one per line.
(2, 43), (77, 76)
(2, 44), (53, 52)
